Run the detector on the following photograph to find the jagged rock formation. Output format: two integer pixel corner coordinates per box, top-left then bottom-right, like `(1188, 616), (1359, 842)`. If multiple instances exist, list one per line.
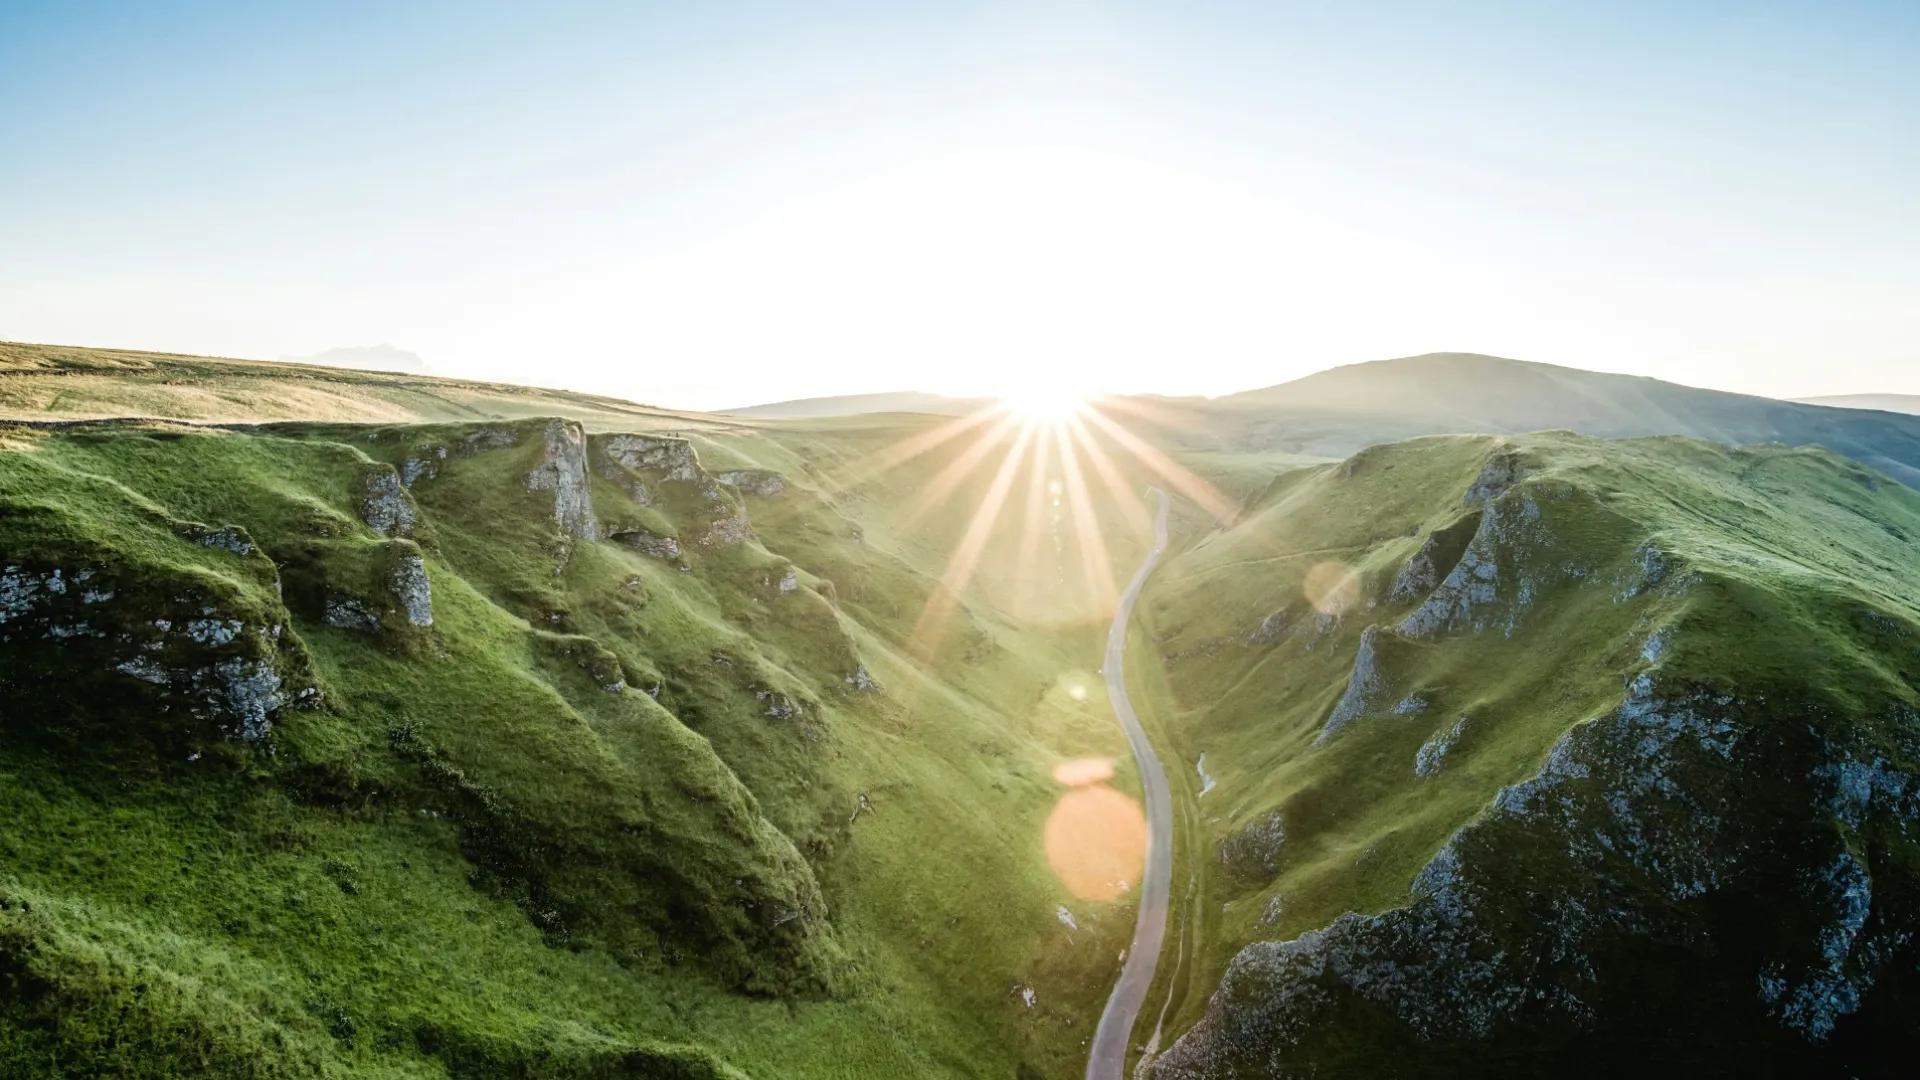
(715, 469), (786, 496)
(612, 529), (681, 560)
(389, 553), (433, 626)
(3, 560), (315, 741)
(1152, 674), (1920, 1077)
(1415, 716), (1467, 778)
(1220, 810), (1289, 882)
(1247, 610), (1289, 645)
(526, 418), (599, 539)
(1317, 625), (1386, 744)
(602, 434), (699, 482)
(843, 663), (880, 692)
(185, 523), (256, 556)
(1461, 449), (1521, 505)
(359, 465), (417, 536)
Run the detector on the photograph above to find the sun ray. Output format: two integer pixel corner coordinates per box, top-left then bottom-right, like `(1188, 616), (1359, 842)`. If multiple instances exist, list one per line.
(831, 400), (1014, 490)
(1095, 393), (1220, 437)
(1014, 423), (1057, 613)
(1066, 414), (1153, 540)
(907, 422), (1038, 658)
(897, 409), (1029, 531)
(1079, 403), (1240, 523)
(1053, 423), (1119, 616)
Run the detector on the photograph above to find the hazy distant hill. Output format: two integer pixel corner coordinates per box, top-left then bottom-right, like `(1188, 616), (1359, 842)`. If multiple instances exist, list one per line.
(284, 343), (430, 374)
(720, 391), (988, 418)
(1203, 352), (1920, 488)
(1798, 393), (1920, 415)
(0, 340), (706, 429)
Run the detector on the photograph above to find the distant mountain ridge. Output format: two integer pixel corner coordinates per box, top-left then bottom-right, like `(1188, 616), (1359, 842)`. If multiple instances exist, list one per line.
(1797, 393), (1920, 416)
(283, 344), (429, 374)
(1200, 352), (1920, 488)
(719, 391), (988, 418)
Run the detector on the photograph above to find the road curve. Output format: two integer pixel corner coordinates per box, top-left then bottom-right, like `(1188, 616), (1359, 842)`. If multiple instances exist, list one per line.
(1087, 488), (1174, 1080)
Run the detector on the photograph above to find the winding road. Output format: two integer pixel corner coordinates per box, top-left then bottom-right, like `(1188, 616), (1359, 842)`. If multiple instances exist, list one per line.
(1087, 488), (1174, 1080)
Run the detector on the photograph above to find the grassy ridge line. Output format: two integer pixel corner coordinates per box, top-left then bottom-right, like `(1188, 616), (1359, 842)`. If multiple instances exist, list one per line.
(0, 340), (716, 429)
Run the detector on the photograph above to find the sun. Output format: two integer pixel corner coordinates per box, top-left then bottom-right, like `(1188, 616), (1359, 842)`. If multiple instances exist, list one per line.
(1001, 384), (1089, 425)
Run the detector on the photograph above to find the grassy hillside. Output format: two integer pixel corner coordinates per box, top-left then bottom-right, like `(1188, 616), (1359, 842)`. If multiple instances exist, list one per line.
(0, 404), (1163, 1078)
(718, 392), (989, 419)
(1133, 432), (1920, 1075)
(0, 341), (707, 429)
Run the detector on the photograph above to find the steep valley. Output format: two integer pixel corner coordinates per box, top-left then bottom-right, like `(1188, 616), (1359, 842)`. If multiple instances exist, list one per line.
(7, 346), (1920, 1077)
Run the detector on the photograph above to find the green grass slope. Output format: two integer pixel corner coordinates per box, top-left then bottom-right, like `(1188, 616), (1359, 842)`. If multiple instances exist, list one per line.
(1135, 432), (1920, 1076)
(0, 411), (1149, 1079)
(0, 341), (708, 429)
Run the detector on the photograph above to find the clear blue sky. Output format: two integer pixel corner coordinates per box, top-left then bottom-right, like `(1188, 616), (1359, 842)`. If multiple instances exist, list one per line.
(3, 1), (1915, 408)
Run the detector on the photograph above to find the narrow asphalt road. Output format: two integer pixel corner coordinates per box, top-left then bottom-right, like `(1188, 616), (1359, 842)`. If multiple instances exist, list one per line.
(1087, 488), (1174, 1080)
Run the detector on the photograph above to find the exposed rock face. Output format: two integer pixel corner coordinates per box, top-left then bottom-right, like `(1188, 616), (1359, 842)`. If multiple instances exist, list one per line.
(324, 597), (380, 633)
(1463, 450), (1521, 505)
(1616, 542), (1673, 601)
(3, 562), (313, 740)
(1247, 610), (1290, 645)
(1220, 809), (1288, 881)
(1317, 625), (1386, 744)
(461, 427), (520, 453)
(1415, 716), (1468, 778)
(1397, 496), (1576, 640)
(527, 419), (599, 540)
(602, 434), (699, 482)
(844, 664), (881, 693)
(401, 446), (446, 487)
(321, 549), (432, 633)
(777, 568), (799, 594)
(756, 688), (803, 720)
(1390, 536), (1442, 602)
(1262, 895), (1287, 927)
(360, 466), (417, 537)
(705, 513), (753, 546)
(1150, 676), (1920, 1078)
(185, 524), (255, 556)
(714, 469), (786, 496)
(612, 530), (680, 560)
(390, 553), (433, 627)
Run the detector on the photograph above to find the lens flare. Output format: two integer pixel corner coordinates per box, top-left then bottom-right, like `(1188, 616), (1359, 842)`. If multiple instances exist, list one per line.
(1051, 757), (1116, 786)
(1044, 784), (1147, 902)
(1304, 560), (1361, 616)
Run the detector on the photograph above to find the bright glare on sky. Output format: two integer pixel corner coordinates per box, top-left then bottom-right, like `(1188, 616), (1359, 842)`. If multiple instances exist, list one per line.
(2, 2), (1916, 409)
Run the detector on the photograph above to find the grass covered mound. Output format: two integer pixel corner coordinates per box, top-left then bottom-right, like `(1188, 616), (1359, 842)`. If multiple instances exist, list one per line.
(0, 415), (1138, 1079)
(1139, 433), (1920, 1076)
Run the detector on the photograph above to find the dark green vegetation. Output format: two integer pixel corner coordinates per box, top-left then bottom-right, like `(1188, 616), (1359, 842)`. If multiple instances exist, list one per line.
(1136, 433), (1920, 1076)
(0, 406), (1149, 1078)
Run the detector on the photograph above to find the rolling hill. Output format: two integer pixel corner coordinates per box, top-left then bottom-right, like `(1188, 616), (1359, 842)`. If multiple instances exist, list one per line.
(1195, 353), (1920, 488)
(0, 341), (704, 429)
(718, 391), (989, 419)
(1799, 393), (1920, 416)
